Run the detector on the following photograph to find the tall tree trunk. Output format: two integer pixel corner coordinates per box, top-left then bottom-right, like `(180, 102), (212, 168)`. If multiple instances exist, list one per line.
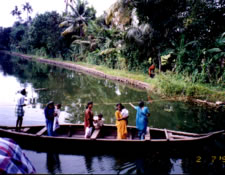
(65, 0), (69, 13)
(157, 48), (161, 72)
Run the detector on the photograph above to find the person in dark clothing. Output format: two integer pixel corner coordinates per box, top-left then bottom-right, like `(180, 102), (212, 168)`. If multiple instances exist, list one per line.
(44, 101), (56, 136)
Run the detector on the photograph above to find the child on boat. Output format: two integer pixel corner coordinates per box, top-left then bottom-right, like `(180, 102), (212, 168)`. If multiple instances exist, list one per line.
(53, 104), (61, 132)
(93, 114), (104, 130)
(121, 107), (129, 124)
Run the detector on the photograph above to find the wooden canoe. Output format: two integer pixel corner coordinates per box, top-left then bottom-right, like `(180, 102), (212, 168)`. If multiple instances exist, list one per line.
(0, 124), (223, 153)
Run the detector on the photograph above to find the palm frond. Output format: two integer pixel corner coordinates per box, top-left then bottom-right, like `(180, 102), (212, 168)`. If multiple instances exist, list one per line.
(99, 48), (117, 55)
(207, 48), (222, 53)
(126, 27), (144, 44)
(72, 39), (90, 45)
(59, 21), (69, 28)
(61, 25), (75, 36)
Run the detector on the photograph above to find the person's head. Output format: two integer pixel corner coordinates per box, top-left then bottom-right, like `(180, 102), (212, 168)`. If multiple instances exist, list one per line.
(47, 101), (54, 109)
(56, 104), (61, 109)
(98, 113), (103, 120)
(116, 103), (124, 111)
(139, 101), (145, 108)
(20, 89), (27, 96)
(86, 101), (93, 109)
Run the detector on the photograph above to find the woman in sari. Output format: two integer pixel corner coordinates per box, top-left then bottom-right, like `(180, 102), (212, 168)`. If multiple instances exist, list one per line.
(129, 101), (150, 140)
(115, 103), (128, 139)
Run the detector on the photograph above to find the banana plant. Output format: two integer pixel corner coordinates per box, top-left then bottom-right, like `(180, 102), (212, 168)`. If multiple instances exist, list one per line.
(170, 35), (197, 72)
(207, 32), (225, 64)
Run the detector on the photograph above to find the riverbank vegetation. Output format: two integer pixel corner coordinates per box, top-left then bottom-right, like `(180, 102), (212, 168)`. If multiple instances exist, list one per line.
(0, 0), (224, 102)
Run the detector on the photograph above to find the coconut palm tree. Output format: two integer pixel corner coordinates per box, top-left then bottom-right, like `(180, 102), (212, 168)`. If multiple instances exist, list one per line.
(126, 23), (152, 45)
(60, 0), (95, 37)
(11, 6), (22, 21)
(22, 2), (33, 22)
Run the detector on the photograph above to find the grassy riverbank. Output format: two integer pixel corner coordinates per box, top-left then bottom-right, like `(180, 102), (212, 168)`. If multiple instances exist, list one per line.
(7, 52), (225, 103)
(31, 54), (225, 102)
(75, 62), (225, 102)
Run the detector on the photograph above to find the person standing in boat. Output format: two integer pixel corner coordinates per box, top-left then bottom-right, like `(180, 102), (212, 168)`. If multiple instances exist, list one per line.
(84, 101), (94, 138)
(115, 103), (128, 139)
(129, 101), (150, 140)
(15, 89), (27, 132)
(44, 101), (56, 136)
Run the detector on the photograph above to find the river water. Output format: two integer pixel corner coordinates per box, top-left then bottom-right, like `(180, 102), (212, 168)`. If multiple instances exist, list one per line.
(0, 53), (224, 174)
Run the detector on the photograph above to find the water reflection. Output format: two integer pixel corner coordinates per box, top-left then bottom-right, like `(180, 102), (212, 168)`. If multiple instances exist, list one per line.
(46, 152), (61, 174)
(21, 134), (225, 174)
(84, 154), (93, 173)
(114, 153), (173, 174)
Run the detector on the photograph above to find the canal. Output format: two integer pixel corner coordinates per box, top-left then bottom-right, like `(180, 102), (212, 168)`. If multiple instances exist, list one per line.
(0, 53), (224, 174)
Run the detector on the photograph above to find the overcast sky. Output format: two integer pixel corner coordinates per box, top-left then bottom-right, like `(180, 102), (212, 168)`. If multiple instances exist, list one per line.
(0, 0), (117, 27)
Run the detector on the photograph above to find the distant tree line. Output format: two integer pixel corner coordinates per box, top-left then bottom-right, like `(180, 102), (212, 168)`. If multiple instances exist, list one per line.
(0, 0), (224, 85)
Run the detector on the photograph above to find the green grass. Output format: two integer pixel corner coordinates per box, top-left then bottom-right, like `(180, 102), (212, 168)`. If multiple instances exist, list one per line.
(76, 61), (152, 82)
(153, 72), (225, 102)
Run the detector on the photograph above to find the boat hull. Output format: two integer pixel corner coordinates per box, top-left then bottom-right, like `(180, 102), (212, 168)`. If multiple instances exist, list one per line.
(0, 124), (223, 154)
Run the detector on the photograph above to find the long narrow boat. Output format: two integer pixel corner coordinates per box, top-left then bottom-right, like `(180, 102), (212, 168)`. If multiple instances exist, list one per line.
(0, 124), (223, 153)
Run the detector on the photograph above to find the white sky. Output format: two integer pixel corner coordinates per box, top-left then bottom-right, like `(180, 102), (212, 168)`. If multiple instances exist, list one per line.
(0, 0), (117, 27)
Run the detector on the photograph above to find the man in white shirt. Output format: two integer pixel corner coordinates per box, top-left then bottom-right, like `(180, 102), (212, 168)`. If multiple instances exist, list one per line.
(15, 89), (27, 131)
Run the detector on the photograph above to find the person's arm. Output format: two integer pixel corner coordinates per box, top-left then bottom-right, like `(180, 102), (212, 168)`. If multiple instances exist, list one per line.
(146, 107), (150, 117)
(23, 97), (27, 106)
(87, 111), (91, 127)
(100, 120), (104, 126)
(44, 108), (50, 119)
(115, 111), (122, 121)
(20, 97), (26, 106)
(122, 116), (128, 120)
(129, 103), (135, 109)
(44, 108), (47, 118)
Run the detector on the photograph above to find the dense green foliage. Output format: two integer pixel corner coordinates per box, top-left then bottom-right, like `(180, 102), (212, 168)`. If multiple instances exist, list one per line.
(0, 0), (224, 89)
(0, 27), (11, 50)
(2, 11), (72, 59)
(28, 11), (70, 58)
(129, 0), (225, 84)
